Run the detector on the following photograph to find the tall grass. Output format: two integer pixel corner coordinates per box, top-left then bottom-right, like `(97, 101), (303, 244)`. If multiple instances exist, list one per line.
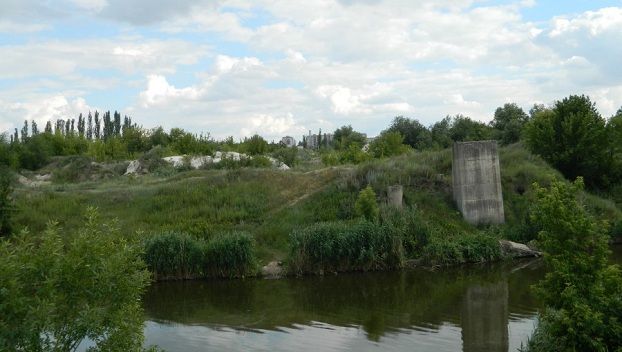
(143, 231), (256, 280)
(420, 230), (505, 266)
(287, 220), (404, 275)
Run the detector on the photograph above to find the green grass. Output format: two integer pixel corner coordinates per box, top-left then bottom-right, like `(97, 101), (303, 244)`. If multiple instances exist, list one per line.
(10, 143), (622, 278)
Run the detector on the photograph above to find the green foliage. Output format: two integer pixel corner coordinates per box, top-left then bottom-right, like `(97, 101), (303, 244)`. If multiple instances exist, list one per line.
(524, 95), (613, 189)
(383, 116), (431, 149)
(143, 232), (204, 280)
(242, 134), (268, 155)
(0, 166), (14, 237)
(0, 207), (151, 351)
(491, 103), (529, 145)
(449, 114), (495, 142)
(333, 125), (366, 151)
(421, 231), (504, 266)
(367, 131), (412, 158)
(354, 185), (380, 222)
(287, 220), (404, 275)
(272, 145), (299, 167)
(143, 231), (256, 280)
(380, 204), (430, 257)
(526, 177), (622, 352)
(203, 232), (255, 278)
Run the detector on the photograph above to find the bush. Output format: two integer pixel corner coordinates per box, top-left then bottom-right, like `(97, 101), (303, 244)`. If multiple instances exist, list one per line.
(287, 220), (404, 275)
(421, 231), (504, 266)
(380, 204), (430, 257)
(203, 232), (255, 278)
(143, 232), (204, 280)
(0, 166), (14, 237)
(0, 207), (151, 351)
(143, 231), (256, 280)
(524, 178), (622, 352)
(354, 185), (379, 222)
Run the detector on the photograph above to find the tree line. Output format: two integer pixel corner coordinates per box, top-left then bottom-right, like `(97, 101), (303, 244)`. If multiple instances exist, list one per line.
(2, 95), (622, 191)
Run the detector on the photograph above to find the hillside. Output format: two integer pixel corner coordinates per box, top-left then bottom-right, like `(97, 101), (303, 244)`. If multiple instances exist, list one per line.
(10, 144), (622, 264)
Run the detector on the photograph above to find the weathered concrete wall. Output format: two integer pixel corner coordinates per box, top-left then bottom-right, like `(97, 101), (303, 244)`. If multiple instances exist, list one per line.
(387, 185), (403, 209)
(452, 141), (504, 224)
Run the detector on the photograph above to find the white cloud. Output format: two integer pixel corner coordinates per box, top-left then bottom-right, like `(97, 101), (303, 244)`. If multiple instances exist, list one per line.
(1, 95), (93, 132)
(2, 0), (622, 141)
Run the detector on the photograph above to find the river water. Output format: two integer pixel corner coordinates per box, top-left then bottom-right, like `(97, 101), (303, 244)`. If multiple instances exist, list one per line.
(142, 246), (622, 352)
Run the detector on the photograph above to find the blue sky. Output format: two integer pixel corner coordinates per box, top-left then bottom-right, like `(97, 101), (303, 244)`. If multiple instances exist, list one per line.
(1, 0), (622, 142)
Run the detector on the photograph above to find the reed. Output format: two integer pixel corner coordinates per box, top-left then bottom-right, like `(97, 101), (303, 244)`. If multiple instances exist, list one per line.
(143, 231), (256, 280)
(287, 220), (404, 275)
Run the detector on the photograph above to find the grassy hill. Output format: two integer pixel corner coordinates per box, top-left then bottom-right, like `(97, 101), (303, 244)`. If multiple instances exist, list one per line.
(10, 144), (622, 268)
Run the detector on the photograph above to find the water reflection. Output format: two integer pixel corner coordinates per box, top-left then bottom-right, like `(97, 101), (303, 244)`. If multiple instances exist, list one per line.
(143, 258), (547, 351)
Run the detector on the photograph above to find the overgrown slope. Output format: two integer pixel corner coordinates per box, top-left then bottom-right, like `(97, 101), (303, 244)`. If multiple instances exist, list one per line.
(11, 144), (622, 264)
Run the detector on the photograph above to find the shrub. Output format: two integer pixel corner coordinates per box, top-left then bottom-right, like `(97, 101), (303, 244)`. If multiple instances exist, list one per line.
(0, 207), (151, 351)
(203, 232), (255, 278)
(380, 204), (430, 257)
(143, 232), (204, 280)
(524, 178), (622, 351)
(421, 231), (504, 266)
(287, 220), (404, 275)
(0, 166), (14, 237)
(354, 185), (379, 222)
(143, 231), (256, 280)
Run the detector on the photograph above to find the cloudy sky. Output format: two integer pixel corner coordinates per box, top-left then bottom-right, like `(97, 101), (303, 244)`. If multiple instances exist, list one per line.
(1, 0), (621, 142)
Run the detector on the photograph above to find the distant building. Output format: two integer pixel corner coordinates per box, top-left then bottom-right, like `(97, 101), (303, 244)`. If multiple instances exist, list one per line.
(305, 131), (333, 149)
(281, 136), (296, 148)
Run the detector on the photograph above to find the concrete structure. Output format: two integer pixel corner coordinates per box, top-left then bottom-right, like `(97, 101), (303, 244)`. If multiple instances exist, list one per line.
(387, 185), (403, 209)
(452, 141), (504, 224)
(305, 131), (333, 149)
(281, 136), (296, 148)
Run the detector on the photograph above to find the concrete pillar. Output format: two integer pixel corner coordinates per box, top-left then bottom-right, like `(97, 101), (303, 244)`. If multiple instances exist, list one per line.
(452, 141), (504, 224)
(387, 185), (403, 209)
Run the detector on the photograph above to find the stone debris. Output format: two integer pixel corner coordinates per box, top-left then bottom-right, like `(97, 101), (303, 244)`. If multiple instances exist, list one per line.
(499, 240), (542, 258)
(261, 261), (283, 278)
(126, 152), (289, 175)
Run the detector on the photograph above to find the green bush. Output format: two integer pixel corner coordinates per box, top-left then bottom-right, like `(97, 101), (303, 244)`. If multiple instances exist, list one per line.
(287, 220), (404, 275)
(143, 231), (256, 280)
(354, 185), (379, 222)
(0, 166), (14, 237)
(143, 232), (204, 280)
(203, 232), (255, 278)
(380, 204), (430, 257)
(524, 178), (622, 352)
(421, 231), (504, 266)
(0, 207), (151, 351)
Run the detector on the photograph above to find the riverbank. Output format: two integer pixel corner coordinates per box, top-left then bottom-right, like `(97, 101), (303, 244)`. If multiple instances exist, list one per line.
(9, 145), (622, 281)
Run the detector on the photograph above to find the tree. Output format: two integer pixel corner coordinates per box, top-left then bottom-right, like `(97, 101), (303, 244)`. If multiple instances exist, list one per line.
(384, 116), (431, 149)
(0, 207), (152, 351)
(333, 125), (366, 151)
(523, 95), (612, 189)
(491, 103), (529, 145)
(354, 185), (380, 222)
(526, 177), (622, 351)
(449, 114), (494, 142)
(20, 120), (28, 143)
(243, 134), (268, 155)
(367, 131), (412, 158)
(429, 116), (453, 150)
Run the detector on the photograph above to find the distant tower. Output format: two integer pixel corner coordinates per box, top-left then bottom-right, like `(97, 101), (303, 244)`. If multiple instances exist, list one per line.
(452, 141), (504, 224)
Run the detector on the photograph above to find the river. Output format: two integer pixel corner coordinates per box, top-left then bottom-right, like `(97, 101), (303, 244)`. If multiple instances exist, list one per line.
(142, 245), (622, 352)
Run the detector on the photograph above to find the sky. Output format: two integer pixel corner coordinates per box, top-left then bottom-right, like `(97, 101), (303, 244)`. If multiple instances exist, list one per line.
(1, 0), (622, 142)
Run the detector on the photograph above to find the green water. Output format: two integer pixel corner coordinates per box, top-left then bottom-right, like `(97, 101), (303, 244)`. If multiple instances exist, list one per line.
(142, 258), (547, 351)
